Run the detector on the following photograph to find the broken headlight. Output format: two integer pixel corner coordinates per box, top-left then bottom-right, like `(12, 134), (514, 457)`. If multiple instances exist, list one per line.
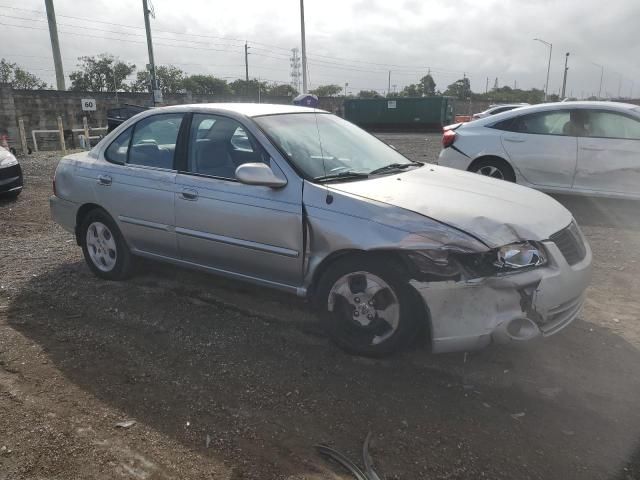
(495, 242), (546, 270)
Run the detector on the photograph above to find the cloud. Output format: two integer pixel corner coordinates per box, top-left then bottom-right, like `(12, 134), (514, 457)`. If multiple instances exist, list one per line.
(1, 0), (637, 97)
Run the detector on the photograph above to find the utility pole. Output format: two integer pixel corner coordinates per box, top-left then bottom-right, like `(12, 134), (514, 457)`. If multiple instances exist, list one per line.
(299, 0), (308, 93)
(485, 77), (489, 94)
(142, 0), (159, 105)
(617, 73), (622, 98)
(244, 42), (250, 98)
(561, 52), (569, 99)
(388, 71), (391, 96)
(44, 0), (65, 90)
(245, 42), (249, 83)
(344, 82), (348, 97)
(533, 38), (552, 101)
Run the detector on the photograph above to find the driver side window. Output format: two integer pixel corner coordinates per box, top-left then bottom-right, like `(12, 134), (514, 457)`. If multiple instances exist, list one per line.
(187, 114), (268, 179)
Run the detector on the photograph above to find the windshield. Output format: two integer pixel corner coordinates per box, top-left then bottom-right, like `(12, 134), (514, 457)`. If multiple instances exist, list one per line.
(254, 113), (414, 180)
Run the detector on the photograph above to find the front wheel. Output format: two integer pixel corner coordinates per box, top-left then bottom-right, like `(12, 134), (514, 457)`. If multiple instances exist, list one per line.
(80, 209), (133, 280)
(314, 256), (422, 357)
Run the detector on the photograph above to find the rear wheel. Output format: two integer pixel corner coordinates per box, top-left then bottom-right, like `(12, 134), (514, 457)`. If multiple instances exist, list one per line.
(470, 157), (516, 182)
(80, 209), (133, 280)
(315, 256), (422, 357)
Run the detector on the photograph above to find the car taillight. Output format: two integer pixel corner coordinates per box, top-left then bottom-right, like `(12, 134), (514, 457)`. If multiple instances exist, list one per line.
(442, 130), (457, 148)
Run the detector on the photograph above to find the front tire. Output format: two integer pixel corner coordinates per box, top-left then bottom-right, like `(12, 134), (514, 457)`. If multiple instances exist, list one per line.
(314, 256), (422, 357)
(80, 209), (133, 280)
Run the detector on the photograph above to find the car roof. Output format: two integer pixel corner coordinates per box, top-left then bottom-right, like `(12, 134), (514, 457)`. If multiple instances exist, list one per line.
(471, 100), (640, 125)
(142, 103), (325, 117)
(487, 103), (528, 108)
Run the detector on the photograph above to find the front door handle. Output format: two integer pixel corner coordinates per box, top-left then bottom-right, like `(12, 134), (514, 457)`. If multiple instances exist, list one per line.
(504, 137), (525, 143)
(97, 175), (112, 186)
(180, 188), (198, 201)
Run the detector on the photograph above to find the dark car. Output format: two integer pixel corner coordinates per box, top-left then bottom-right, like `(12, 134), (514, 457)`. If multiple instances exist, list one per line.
(0, 148), (23, 198)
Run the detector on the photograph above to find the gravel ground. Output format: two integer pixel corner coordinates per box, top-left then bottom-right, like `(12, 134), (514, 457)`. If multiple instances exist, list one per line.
(1, 139), (640, 479)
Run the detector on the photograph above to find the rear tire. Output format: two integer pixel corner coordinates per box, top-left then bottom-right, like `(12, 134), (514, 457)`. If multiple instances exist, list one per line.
(314, 255), (423, 357)
(79, 209), (133, 281)
(470, 157), (516, 182)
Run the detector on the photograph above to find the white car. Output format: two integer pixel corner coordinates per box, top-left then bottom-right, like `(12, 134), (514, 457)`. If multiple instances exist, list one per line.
(438, 101), (640, 200)
(471, 103), (529, 120)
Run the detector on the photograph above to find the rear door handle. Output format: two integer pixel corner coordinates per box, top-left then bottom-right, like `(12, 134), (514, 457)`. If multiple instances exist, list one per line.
(97, 175), (112, 186)
(504, 137), (525, 143)
(180, 188), (198, 201)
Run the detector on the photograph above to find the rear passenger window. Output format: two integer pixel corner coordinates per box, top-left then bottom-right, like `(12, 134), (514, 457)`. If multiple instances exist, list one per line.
(492, 111), (570, 135)
(587, 111), (640, 140)
(128, 114), (184, 169)
(105, 127), (132, 165)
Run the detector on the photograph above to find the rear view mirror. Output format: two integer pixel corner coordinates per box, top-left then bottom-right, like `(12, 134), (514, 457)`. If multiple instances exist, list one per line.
(235, 163), (287, 188)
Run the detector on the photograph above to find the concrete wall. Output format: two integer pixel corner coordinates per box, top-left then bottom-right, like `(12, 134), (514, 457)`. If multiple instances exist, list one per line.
(0, 85), (346, 152)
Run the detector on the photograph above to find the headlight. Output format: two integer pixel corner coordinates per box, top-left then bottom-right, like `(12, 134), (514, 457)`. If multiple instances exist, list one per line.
(0, 155), (18, 168)
(495, 242), (546, 270)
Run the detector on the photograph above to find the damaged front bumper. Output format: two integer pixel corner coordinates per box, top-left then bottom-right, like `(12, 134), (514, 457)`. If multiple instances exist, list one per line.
(411, 237), (592, 354)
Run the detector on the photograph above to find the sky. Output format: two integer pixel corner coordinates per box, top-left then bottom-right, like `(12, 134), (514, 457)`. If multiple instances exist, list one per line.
(0, 0), (638, 98)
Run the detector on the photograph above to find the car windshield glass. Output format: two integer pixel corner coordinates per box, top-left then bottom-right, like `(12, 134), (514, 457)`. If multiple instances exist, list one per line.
(253, 113), (416, 180)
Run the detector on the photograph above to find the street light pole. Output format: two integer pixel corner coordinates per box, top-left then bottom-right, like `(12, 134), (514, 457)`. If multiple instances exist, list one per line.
(534, 38), (552, 101)
(591, 62), (604, 100)
(299, 0), (308, 94)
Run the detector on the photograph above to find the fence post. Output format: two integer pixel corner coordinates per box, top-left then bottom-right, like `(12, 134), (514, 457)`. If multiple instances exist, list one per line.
(57, 116), (66, 153)
(18, 118), (28, 155)
(82, 116), (90, 149)
(31, 130), (38, 152)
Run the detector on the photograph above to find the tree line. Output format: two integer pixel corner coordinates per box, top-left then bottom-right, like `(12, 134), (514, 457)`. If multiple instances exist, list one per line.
(2, 54), (556, 103)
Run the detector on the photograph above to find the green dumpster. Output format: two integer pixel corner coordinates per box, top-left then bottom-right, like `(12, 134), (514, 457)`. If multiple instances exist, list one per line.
(344, 96), (455, 131)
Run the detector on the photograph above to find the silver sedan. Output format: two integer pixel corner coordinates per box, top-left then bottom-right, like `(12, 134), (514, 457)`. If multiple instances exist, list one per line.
(50, 103), (591, 356)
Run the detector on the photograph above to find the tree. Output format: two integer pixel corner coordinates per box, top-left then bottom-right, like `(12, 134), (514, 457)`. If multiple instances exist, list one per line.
(421, 74), (436, 96)
(474, 86), (546, 104)
(310, 84), (342, 97)
(229, 78), (270, 97)
(398, 74), (437, 97)
(443, 77), (471, 99)
(0, 58), (48, 89)
(183, 74), (231, 95)
(69, 54), (135, 92)
(357, 90), (382, 98)
(131, 65), (186, 94)
(267, 83), (298, 96)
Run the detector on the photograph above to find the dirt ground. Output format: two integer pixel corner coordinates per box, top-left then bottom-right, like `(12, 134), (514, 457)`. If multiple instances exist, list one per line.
(1, 135), (640, 479)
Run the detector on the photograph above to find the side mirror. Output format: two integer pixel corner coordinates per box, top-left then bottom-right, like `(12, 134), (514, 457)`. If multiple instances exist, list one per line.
(235, 163), (287, 188)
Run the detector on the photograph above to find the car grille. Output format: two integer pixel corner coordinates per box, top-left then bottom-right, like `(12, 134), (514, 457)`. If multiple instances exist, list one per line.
(550, 222), (586, 266)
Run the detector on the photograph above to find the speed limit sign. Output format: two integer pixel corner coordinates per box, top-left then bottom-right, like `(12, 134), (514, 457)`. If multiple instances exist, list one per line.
(81, 98), (96, 111)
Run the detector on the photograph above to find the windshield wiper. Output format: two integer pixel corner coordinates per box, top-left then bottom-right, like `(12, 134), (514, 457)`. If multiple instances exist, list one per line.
(314, 171), (370, 183)
(369, 162), (423, 175)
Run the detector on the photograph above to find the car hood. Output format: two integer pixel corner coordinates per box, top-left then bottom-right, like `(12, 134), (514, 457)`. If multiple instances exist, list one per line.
(327, 164), (573, 247)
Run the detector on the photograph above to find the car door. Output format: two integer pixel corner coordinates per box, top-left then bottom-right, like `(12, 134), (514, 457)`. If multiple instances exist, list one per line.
(95, 113), (184, 258)
(174, 113), (304, 288)
(495, 109), (577, 188)
(574, 109), (640, 196)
